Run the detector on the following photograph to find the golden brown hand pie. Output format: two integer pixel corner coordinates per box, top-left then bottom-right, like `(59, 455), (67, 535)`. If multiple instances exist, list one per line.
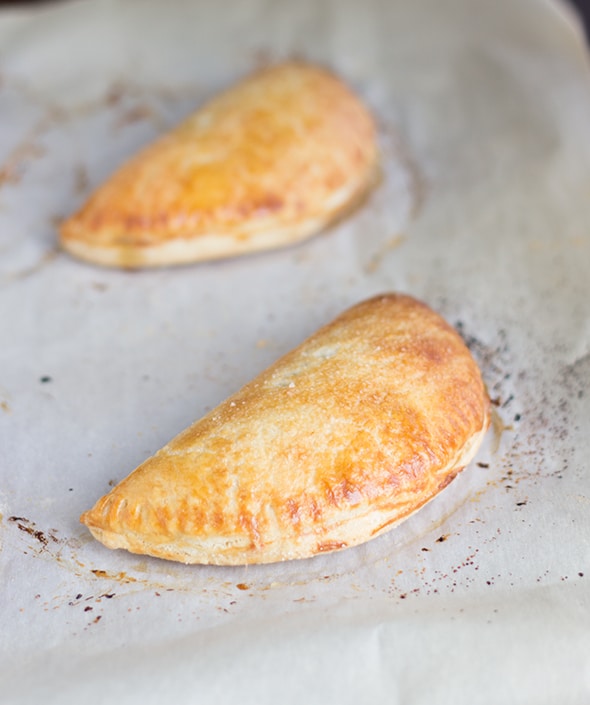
(81, 294), (490, 565)
(60, 61), (379, 268)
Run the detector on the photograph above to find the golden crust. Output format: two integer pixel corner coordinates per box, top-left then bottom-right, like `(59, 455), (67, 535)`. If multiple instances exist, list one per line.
(81, 294), (490, 565)
(60, 61), (379, 268)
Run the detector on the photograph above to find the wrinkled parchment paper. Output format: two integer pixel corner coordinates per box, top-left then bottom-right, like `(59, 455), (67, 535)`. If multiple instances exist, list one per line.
(1, 0), (590, 702)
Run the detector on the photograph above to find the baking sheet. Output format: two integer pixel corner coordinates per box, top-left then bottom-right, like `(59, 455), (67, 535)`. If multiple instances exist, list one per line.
(1, 0), (590, 702)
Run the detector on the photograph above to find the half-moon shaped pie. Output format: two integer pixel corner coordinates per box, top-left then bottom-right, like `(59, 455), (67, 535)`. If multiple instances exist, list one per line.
(81, 294), (490, 565)
(60, 61), (379, 268)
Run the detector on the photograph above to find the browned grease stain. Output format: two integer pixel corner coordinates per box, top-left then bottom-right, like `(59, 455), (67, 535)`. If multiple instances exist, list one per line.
(0, 142), (45, 189)
(91, 569), (137, 584)
(378, 118), (427, 219)
(74, 163), (89, 195)
(490, 406), (513, 452)
(3, 248), (59, 283)
(236, 583), (249, 591)
(1, 401), (10, 413)
(364, 233), (406, 274)
(114, 104), (160, 130)
(4, 514), (158, 594)
(8, 516), (58, 548)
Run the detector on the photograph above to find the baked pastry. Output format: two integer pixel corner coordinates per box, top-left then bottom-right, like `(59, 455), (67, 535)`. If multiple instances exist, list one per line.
(81, 294), (490, 565)
(60, 61), (379, 268)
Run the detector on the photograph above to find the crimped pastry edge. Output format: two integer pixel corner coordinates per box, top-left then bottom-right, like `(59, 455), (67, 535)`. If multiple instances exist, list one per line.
(81, 413), (489, 566)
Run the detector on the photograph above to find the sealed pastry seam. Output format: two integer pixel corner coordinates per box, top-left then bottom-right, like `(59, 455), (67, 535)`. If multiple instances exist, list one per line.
(81, 293), (490, 565)
(82, 424), (488, 565)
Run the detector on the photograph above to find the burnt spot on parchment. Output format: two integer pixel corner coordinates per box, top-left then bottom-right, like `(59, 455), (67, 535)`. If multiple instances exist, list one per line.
(8, 516), (59, 549)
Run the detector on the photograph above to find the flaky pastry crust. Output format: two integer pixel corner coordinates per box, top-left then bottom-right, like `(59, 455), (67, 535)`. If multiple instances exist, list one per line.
(60, 61), (379, 268)
(81, 294), (490, 565)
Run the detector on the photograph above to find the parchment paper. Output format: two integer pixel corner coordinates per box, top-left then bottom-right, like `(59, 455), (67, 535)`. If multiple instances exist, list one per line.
(1, 0), (589, 702)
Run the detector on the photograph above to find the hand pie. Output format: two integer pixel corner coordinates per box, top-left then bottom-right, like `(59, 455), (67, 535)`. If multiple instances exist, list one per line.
(81, 294), (490, 565)
(60, 61), (379, 268)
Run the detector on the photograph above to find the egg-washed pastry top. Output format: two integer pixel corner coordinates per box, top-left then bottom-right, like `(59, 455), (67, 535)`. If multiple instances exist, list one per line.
(81, 294), (490, 565)
(60, 61), (379, 268)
